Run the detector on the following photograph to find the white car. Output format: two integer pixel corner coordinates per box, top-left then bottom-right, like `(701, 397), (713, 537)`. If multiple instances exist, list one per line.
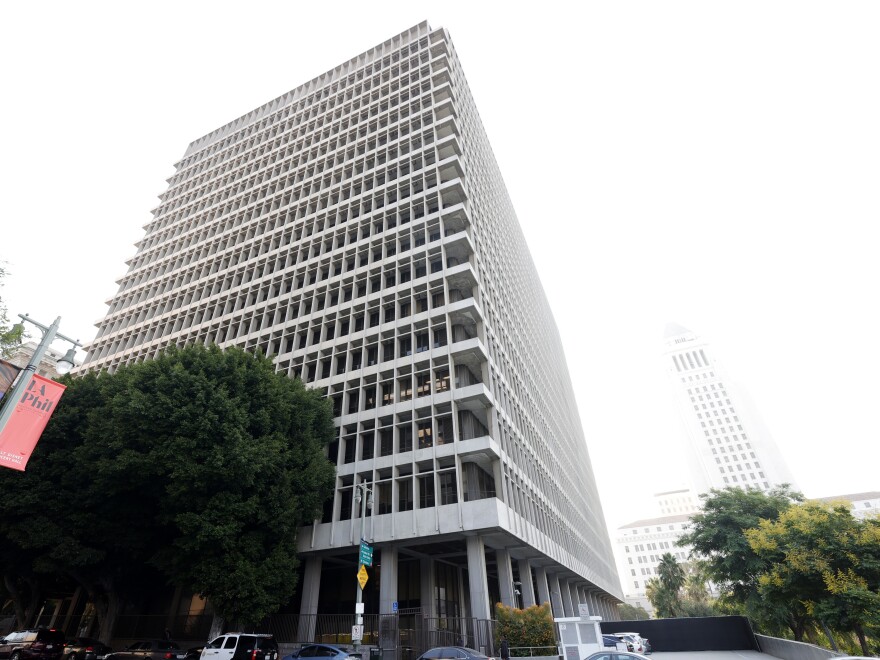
(609, 634), (648, 655)
(199, 635), (278, 660)
(584, 652), (650, 660)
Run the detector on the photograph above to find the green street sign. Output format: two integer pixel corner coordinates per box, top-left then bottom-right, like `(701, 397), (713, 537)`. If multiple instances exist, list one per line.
(359, 540), (373, 566)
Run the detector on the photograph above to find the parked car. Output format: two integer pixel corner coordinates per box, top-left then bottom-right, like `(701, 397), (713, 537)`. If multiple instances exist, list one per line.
(105, 640), (184, 660)
(616, 633), (650, 654)
(64, 638), (112, 660)
(584, 652), (649, 660)
(608, 634), (647, 655)
(281, 645), (361, 660)
(601, 636), (626, 650)
(416, 648), (494, 660)
(0, 629), (65, 660)
(199, 635), (277, 660)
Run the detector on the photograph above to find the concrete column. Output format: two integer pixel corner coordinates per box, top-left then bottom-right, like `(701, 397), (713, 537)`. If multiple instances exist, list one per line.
(559, 578), (574, 616)
(467, 536), (491, 620)
(548, 573), (564, 619)
(420, 557), (436, 618)
(534, 566), (551, 610)
(497, 549), (515, 607)
(379, 547), (399, 651)
(568, 582), (580, 615)
(458, 565), (469, 618)
(299, 556), (322, 642)
(586, 590), (597, 616)
(517, 560), (535, 607)
(380, 546), (399, 614)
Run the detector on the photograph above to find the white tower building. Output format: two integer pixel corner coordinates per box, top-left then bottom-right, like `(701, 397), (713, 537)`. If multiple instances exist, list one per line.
(82, 21), (622, 634)
(663, 323), (796, 494)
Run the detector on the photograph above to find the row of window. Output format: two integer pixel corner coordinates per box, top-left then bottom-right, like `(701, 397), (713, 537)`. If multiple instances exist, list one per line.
(173, 34), (434, 181)
(151, 120), (442, 252)
(131, 145), (444, 288)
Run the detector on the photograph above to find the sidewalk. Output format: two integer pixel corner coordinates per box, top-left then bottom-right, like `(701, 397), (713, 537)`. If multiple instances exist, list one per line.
(649, 652), (776, 659)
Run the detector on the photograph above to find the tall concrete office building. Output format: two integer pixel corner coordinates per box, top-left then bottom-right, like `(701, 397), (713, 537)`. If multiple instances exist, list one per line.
(83, 22), (621, 628)
(663, 323), (796, 494)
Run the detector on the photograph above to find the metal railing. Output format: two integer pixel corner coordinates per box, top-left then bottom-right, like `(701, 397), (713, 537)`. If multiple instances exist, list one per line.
(508, 647), (558, 658)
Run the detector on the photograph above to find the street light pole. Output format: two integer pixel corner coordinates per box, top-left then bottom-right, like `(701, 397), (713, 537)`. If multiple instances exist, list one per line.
(353, 480), (373, 652)
(0, 315), (81, 436)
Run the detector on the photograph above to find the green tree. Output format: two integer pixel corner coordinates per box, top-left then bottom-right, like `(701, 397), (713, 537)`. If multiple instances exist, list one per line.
(658, 553), (685, 593)
(683, 561), (710, 604)
(0, 373), (115, 630)
(494, 602), (556, 655)
(746, 501), (880, 655)
(617, 602), (650, 620)
(0, 263), (24, 358)
(678, 485), (804, 636)
(0, 345), (336, 638)
(645, 553), (686, 617)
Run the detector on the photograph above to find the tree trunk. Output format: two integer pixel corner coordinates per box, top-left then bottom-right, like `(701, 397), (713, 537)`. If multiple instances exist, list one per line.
(7, 574), (44, 629)
(4, 574), (28, 629)
(69, 571), (121, 646)
(98, 589), (121, 646)
(819, 620), (839, 653)
(208, 614), (225, 640)
(24, 580), (41, 628)
(804, 625), (818, 645)
(854, 625), (868, 657)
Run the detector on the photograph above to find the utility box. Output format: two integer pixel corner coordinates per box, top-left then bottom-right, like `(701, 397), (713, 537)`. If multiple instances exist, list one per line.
(555, 615), (603, 660)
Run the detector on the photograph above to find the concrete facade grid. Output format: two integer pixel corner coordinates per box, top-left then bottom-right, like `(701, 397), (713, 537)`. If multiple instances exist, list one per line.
(83, 21), (621, 620)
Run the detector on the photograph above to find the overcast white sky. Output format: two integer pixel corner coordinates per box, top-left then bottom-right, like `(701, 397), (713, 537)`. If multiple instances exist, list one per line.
(2, 1), (878, 534)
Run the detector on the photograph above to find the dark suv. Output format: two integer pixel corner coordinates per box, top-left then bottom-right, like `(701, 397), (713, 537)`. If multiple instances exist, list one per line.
(0, 629), (65, 660)
(105, 641), (184, 660)
(63, 638), (112, 660)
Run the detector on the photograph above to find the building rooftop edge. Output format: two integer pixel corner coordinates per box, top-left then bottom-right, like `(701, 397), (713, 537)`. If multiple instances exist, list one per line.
(814, 491), (880, 502)
(618, 513), (694, 529)
(180, 20), (434, 161)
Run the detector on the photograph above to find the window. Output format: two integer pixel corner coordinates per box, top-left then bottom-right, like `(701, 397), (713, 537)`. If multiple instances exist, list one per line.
(377, 481), (392, 514)
(399, 423), (413, 452)
(439, 471), (457, 504)
(399, 376), (412, 401)
(419, 474), (435, 508)
(398, 478), (413, 511)
(417, 420), (432, 448)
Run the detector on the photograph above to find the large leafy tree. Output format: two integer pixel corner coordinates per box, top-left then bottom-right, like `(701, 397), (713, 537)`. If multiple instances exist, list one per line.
(0, 345), (336, 638)
(678, 485), (803, 635)
(0, 372), (111, 629)
(746, 501), (880, 656)
(617, 602), (650, 621)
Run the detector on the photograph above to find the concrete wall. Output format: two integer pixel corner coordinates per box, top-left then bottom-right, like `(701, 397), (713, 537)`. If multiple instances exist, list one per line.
(756, 634), (840, 660)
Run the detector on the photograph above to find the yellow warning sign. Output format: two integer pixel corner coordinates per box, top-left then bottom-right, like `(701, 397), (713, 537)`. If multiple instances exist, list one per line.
(357, 564), (369, 589)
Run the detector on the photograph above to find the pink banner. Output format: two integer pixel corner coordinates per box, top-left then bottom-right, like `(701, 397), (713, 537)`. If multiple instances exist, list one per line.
(0, 374), (66, 471)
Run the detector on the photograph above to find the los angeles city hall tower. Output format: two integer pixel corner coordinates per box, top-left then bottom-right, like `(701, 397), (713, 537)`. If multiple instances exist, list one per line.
(83, 22), (622, 632)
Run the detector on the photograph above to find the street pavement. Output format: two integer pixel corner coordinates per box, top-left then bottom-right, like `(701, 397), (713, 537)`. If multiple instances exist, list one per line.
(650, 652), (776, 659)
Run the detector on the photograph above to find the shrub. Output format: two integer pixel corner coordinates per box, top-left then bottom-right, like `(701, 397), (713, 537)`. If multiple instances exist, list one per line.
(495, 602), (556, 655)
